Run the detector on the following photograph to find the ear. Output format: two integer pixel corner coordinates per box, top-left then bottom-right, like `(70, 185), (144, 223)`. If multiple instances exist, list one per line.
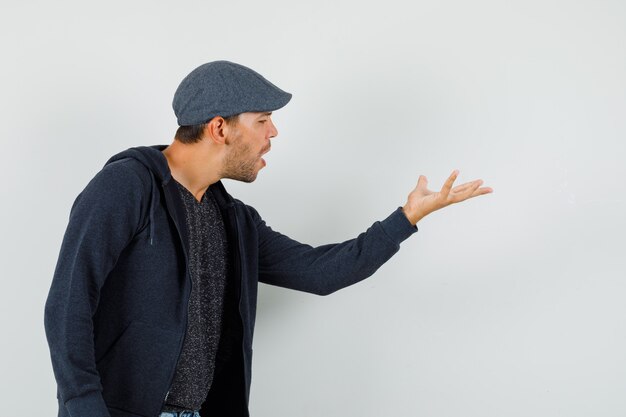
(204, 116), (228, 145)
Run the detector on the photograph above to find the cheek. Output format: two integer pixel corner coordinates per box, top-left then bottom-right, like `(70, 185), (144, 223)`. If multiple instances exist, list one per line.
(255, 135), (267, 149)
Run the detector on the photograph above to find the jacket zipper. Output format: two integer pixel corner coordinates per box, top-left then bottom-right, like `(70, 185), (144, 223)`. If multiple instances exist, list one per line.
(230, 208), (250, 415)
(235, 213), (245, 342)
(161, 267), (192, 407)
(158, 188), (193, 414)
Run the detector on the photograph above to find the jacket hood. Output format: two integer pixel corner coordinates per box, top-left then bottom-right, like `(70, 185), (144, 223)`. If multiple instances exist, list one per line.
(105, 144), (172, 182)
(103, 145), (172, 246)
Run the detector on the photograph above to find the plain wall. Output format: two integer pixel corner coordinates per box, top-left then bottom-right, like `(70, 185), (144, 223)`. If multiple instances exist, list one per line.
(1, 0), (625, 415)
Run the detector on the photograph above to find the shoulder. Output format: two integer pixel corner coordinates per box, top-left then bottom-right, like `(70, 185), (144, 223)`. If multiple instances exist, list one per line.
(98, 158), (152, 191)
(72, 158), (150, 214)
(231, 197), (263, 224)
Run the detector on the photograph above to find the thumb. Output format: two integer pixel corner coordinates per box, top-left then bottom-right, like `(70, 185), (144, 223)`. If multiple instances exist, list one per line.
(417, 175), (428, 190)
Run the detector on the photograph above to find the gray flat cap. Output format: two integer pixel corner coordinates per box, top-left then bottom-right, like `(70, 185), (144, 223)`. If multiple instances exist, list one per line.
(172, 60), (292, 126)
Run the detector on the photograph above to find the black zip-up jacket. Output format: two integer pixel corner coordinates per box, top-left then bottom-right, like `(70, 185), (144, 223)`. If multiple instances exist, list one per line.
(44, 144), (418, 417)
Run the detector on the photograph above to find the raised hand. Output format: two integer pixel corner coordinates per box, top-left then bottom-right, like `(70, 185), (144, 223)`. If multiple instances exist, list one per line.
(401, 170), (493, 225)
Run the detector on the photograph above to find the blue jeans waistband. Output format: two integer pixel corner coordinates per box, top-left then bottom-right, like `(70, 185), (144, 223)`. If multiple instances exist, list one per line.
(159, 411), (200, 417)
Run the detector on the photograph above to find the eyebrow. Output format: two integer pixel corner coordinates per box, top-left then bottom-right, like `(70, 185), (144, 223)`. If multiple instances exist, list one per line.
(257, 112), (272, 118)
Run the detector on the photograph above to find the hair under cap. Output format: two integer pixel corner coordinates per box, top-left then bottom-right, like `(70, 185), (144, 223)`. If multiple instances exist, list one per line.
(172, 60), (292, 126)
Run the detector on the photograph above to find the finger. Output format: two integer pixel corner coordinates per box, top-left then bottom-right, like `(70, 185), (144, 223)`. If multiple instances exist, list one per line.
(416, 174), (428, 190)
(451, 179), (483, 203)
(467, 179), (483, 194)
(440, 169), (459, 197)
(472, 186), (493, 196)
(451, 180), (478, 193)
(462, 188), (493, 202)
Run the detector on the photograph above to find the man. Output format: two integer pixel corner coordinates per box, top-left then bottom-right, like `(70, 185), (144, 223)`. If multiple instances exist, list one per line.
(44, 60), (492, 417)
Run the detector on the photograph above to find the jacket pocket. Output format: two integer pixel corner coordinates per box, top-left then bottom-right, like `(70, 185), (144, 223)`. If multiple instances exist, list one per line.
(96, 320), (180, 416)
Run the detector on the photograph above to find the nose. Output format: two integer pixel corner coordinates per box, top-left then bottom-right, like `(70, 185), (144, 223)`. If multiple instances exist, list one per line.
(268, 118), (278, 139)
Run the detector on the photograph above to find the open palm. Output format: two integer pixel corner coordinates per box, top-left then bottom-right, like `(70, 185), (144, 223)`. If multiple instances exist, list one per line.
(402, 170), (493, 225)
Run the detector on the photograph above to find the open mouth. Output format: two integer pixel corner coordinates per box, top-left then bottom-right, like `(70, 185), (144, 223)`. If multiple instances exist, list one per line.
(259, 147), (270, 166)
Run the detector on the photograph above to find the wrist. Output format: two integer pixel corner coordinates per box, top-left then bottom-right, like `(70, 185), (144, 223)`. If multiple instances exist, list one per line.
(401, 204), (423, 226)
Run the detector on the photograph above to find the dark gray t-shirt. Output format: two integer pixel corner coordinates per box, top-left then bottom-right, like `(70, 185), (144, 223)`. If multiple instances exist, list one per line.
(161, 181), (229, 412)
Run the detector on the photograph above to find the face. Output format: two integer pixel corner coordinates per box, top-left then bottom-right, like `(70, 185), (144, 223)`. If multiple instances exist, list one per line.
(220, 111), (278, 183)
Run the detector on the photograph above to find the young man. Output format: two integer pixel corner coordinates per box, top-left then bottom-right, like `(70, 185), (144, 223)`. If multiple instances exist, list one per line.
(44, 60), (492, 417)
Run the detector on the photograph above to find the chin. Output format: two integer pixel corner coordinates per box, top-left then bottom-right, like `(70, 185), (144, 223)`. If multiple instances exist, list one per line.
(232, 173), (258, 183)
(222, 165), (259, 183)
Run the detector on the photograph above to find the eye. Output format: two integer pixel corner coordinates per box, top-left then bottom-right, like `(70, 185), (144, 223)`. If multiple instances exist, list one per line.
(259, 119), (268, 124)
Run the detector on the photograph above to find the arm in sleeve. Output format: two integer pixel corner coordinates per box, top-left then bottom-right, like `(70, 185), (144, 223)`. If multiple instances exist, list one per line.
(253, 206), (418, 296)
(43, 161), (147, 417)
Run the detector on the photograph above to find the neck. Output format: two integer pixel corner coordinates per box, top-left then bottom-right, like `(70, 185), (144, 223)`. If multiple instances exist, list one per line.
(161, 139), (222, 202)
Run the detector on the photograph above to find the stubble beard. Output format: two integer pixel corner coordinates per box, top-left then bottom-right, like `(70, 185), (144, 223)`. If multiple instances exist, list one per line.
(220, 137), (259, 183)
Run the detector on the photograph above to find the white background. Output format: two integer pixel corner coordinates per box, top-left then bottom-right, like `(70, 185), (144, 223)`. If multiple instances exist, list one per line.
(1, 0), (625, 415)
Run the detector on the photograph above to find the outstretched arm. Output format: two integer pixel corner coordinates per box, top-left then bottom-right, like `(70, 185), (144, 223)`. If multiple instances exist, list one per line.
(252, 205), (417, 296)
(253, 170), (492, 295)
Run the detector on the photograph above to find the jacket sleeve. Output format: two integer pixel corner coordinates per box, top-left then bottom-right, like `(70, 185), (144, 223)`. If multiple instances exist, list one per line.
(252, 206), (418, 295)
(44, 161), (147, 417)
